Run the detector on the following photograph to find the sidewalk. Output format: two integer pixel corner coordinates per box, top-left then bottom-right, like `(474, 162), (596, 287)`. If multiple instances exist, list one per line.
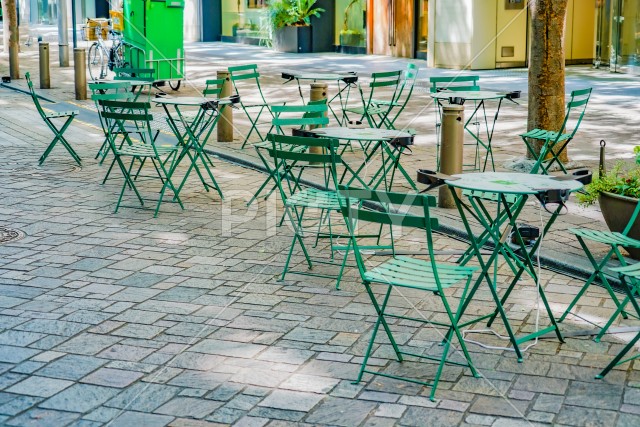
(1, 84), (640, 427)
(2, 36), (638, 275)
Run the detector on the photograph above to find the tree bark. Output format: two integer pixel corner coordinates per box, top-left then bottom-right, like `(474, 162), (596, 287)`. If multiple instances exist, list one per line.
(1, 0), (20, 79)
(527, 0), (568, 162)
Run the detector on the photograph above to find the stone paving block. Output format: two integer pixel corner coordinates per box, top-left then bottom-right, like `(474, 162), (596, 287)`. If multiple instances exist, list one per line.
(555, 405), (619, 427)
(0, 396), (43, 416)
(207, 383), (244, 402)
(247, 407), (306, 422)
(155, 397), (223, 419)
(0, 331), (46, 347)
(11, 361), (45, 374)
(98, 344), (156, 362)
(189, 339), (266, 358)
(0, 345), (39, 363)
(512, 374), (569, 395)
(166, 352), (227, 371)
(375, 403), (407, 418)
(5, 408), (80, 427)
(82, 406), (123, 422)
(207, 407), (246, 424)
(106, 382), (181, 412)
(564, 380), (624, 410)
(0, 373), (28, 390)
(112, 323), (166, 339)
(39, 383), (119, 412)
(81, 367), (144, 388)
(279, 374), (340, 394)
(168, 370), (231, 390)
(399, 406), (465, 427)
(6, 376), (73, 397)
(469, 396), (530, 418)
(258, 390), (324, 412)
(256, 347), (314, 365)
(114, 309), (167, 325)
(305, 397), (377, 426)
(109, 411), (174, 427)
(233, 416), (269, 427)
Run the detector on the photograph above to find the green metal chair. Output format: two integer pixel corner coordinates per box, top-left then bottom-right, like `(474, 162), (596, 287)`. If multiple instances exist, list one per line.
(247, 100), (329, 208)
(228, 64), (282, 148)
(25, 72), (81, 166)
(267, 133), (355, 289)
(98, 99), (182, 217)
(373, 63), (419, 130)
(430, 75), (480, 171)
(596, 262), (640, 379)
(89, 81), (134, 163)
(338, 186), (479, 401)
(521, 88), (592, 175)
(344, 70), (402, 129)
(560, 201), (640, 341)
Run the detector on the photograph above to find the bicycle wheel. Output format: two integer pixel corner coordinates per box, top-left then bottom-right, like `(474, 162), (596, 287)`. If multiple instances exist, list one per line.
(169, 80), (181, 91)
(88, 44), (106, 80)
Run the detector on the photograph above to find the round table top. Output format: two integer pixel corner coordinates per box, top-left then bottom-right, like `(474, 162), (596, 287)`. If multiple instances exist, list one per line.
(309, 126), (414, 142)
(283, 71), (358, 82)
(431, 90), (507, 101)
(94, 79), (154, 86)
(445, 172), (583, 195)
(154, 96), (234, 106)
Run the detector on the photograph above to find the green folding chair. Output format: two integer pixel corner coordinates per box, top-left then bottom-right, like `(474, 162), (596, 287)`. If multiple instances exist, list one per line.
(247, 100), (329, 208)
(99, 99), (182, 217)
(430, 75), (480, 171)
(338, 186), (479, 401)
(344, 70), (402, 129)
(560, 200), (640, 341)
(25, 72), (81, 166)
(373, 63), (419, 131)
(89, 81), (134, 163)
(596, 262), (640, 379)
(268, 134), (359, 289)
(228, 64), (282, 148)
(521, 88), (592, 175)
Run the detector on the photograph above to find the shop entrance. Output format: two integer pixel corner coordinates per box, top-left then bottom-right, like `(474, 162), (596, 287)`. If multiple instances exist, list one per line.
(370, 0), (414, 58)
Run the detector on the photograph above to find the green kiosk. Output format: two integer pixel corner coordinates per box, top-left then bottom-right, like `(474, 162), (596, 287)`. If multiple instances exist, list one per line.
(122, 0), (185, 90)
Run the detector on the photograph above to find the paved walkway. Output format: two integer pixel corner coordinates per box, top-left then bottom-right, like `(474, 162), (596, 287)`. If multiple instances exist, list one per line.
(1, 60), (640, 426)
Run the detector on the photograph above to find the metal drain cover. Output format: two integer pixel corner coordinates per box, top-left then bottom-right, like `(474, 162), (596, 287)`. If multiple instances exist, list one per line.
(0, 227), (26, 244)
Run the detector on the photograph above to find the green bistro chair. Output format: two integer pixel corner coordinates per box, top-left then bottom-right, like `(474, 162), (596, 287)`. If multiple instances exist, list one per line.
(338, 186), (479, 401)
(267, 134), (355, 289)
(25, 72), (81, 166)
(596, 262), (640, 379)
(203, 78), (225, 98)
(98, 99), (182, 217)
(430, 75), (480, 171)
(344, 70), (402, 129)
(247, 100), (329, 208)
(373, 63), (420, 131)
(560, 201), (640, 341)
(89, 81), (134, 162)
(228, 64), (282, 148)
(521, 88), (592, 175)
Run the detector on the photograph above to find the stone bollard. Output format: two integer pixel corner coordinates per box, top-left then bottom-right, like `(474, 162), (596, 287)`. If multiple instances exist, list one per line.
(309, 82), (328, 160)
(217, 70), (233, 142)
(438, 105), (464, 208)
(74, 49), (87, 100)
(39, 42), (51, 89)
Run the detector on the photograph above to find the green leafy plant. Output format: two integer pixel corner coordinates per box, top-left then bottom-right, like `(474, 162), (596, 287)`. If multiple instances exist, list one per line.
(265, 0), (325, 31)
(577, 161), (640, 206)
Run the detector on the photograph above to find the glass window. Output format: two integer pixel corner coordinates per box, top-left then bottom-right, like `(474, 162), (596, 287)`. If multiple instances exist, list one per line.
(417, 0), (428, 58)
(221, 0), (268, 40)
(336, 0), (366, 48)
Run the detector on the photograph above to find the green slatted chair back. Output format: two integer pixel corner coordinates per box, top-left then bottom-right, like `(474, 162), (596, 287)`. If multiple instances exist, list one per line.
(228, 64), (269, 105)
(396, 63), (419, 103)
(558, 88), (592, 141)
(114, 67), (156, 82)
(429, 75), (480, 93)
(203, 78), (225, 98)
(25, 72), (47, 120)
(271, 100), (329, 134)
(364, 70), (402, 111)
(338, 186), (439, 282)
(98, 100), (157, 154)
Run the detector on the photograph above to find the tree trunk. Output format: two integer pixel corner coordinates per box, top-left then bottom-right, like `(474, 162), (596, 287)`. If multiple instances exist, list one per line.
(527, 0), (568, 162)
(1, 0), (20, 79)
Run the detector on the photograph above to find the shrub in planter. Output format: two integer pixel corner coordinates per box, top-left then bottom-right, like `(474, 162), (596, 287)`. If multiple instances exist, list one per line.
(266, 0), (324, 52)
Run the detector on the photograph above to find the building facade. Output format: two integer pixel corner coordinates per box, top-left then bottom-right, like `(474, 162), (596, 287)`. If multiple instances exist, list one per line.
(595, 0), (640, 74)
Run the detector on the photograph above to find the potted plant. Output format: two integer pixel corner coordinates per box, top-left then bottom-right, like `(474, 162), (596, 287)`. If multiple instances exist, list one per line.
(577, 147), (640, 259)
(232, 22), (240, 37)
(266, 0), (325, 53)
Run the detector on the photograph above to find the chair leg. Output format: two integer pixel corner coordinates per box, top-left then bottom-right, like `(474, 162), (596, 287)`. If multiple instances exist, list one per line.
(281, 205), (313, 281)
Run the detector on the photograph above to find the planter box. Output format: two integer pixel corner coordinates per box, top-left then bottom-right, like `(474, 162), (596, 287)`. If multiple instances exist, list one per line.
(599, 191), (640, 260)
(273, 26), (312, 53)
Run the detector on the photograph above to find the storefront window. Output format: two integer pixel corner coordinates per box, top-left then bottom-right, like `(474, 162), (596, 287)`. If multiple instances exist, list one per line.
(221, 0), (268, 40)
(336, 0), (366, 48)
(417, 0), (428, 59)
(597, 0), (640, 73)
(33, 0), (58, 24)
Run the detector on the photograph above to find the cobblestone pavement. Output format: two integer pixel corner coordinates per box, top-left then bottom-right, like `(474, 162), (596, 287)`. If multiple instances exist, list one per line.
(1, 76), (640, 426)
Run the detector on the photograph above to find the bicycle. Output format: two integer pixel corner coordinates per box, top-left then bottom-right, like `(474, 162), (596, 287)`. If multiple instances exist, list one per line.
(86, 22), (128, 81)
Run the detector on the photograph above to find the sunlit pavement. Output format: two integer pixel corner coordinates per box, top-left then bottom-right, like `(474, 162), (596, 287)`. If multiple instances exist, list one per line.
(1, 31), (640, 426)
